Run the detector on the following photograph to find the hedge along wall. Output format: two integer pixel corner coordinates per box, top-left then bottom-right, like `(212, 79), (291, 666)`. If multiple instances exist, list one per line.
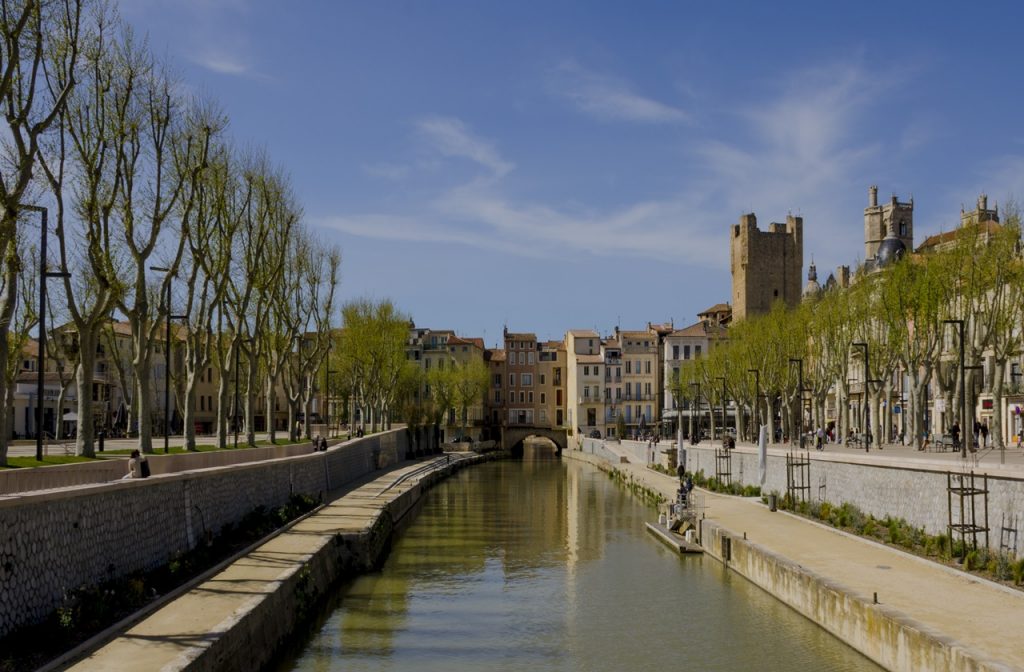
(0, 429), (410, 638)
(683, 444), (1024, 553)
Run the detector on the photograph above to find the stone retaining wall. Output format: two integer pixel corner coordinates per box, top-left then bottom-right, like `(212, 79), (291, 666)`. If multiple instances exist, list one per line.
(684, 446), (1024, 554)
(700, 520), (1008, 672)
(0, 430), (411, 638)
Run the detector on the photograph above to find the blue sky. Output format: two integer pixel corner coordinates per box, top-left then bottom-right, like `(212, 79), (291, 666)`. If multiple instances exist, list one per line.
(123, 1), (1024, 346)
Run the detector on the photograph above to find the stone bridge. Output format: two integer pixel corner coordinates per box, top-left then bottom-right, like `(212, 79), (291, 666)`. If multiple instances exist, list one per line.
(500, 426), (568, 455)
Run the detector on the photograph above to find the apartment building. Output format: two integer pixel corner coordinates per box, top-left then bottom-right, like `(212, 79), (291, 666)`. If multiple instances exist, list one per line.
(565, 329), (603, 438)
(404, 326), (487, 441)
(616, 328), (659, 435)
(504, 329), (539, 427)
(662, 306), (730, 436)
(537, 340), (565, 429)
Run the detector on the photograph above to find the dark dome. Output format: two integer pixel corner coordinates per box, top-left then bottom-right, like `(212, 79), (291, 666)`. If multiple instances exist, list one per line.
(876, 236), (906, 266)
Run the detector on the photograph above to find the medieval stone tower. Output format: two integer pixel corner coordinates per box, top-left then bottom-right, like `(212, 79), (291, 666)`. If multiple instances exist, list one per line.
(864, 185), (913, 260)
(730, 213), (803, 321)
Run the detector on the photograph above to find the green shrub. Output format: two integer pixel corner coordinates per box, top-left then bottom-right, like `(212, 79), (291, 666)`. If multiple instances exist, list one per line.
(1012, 558), (1024, 585)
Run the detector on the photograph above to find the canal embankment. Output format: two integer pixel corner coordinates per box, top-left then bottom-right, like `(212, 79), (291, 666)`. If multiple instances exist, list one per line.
(57, 451), (491, 672)
(563, 441), (1024, 672)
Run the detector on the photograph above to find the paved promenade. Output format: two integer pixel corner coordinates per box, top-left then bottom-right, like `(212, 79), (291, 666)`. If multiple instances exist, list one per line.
(595, 441), (1024, 670)
(59, 456), (454, 672)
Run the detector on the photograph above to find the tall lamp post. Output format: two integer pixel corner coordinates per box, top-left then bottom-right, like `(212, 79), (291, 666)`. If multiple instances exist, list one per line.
(715, 376), (727, 447)
(850, 342), (882, 453)
(789, 358), (804, 449)
(325, 369), (338, 438)
(27, 205), (71, 460)
(689, 381), (701, 444)
(943, 320), (969, 458)
(150, 267), (186, 453)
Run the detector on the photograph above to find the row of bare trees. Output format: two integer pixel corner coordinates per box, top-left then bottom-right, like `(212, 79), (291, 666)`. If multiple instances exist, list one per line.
(675, 206), (1022, 450)
(0, 2), (339, 464)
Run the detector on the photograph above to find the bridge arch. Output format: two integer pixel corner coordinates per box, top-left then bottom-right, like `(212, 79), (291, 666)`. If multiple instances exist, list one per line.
(501, 426), (568, 457)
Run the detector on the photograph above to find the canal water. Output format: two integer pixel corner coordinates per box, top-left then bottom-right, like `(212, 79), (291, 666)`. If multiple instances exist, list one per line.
(277, 453), (881, 671)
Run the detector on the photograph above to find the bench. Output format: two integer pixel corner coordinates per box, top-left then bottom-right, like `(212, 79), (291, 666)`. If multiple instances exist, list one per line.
(930, 434), (959, 452)
(845, 433), (872, 449)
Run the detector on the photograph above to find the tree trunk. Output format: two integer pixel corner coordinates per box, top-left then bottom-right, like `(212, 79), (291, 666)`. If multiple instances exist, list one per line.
(76, 329), (98, 458)
(991, 360), (1005, 451)
(183, 373), (197, 451)
(302, 392), (312, 441)
(216, 364), (229, 449)
(265, 376), (276, 445)
(136, 348), (155, 454)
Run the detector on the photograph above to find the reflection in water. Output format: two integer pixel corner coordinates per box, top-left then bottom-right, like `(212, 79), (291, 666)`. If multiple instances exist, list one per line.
(279, 454), (881, 672)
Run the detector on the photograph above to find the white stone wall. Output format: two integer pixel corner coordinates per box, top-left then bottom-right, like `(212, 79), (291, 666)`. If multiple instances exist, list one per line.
(683, 446), (1024, 553)
(0, 430), (410, 637)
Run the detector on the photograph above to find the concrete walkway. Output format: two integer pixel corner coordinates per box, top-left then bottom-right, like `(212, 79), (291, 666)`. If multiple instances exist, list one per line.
(593, 442), (1024, 671)
(59, 456), (454, 672)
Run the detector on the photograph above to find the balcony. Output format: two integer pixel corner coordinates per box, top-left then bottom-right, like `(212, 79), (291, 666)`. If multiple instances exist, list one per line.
(604, 374), (622, 383)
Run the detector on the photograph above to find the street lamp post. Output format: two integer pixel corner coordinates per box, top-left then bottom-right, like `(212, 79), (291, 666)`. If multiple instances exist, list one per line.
(689, 381), (701, 444)
(789, 358), (804, 449)
(715, 376), (727, 448)
(325, 369), (338, 438)
(150, 267), (186, 453)
(851, 342), (870, 452)
(943, 320), (969, 458)
(26, 206), (71, 461)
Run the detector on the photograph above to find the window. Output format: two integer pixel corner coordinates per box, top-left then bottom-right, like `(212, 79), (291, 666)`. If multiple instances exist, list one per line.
(540, 374), (546, 385)
(626, 360), (632, 374)
(683, 345), (691, 359)
(519, 352), (525, 365)
(509, 373), (516, 386)
(528, 352), (535, 365)
(695, 345), (702, 357)
(200, 396), (205, 411)
(645, 382), (652, 394)
(522, 373), (533, 386)
(556, 389), (563, 405)
(493, 374), (501, 387)
(519, 391), (525, 403)
(539, 409), (547, 422)
(540, 393), (546, 404)
(494, 390), (501, 403)
(616, 387), (621, 399)
(592, 385), (599, 398)
(645, 360), (651, 374)
(584, 366), (589, 375)
(583, 387), (590, 398)
(595, 366), (600, 376)
(672, 345), (679, 359)
(528, 391), (534, 403)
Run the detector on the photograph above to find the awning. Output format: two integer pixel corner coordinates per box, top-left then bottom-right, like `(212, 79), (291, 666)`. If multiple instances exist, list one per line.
(63, 412), (77, 421)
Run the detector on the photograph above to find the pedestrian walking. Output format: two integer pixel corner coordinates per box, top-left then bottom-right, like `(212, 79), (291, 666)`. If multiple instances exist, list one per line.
(121, 449), (148, 479)
(980, 421), (989, 448)
(815, 426), (824, 451)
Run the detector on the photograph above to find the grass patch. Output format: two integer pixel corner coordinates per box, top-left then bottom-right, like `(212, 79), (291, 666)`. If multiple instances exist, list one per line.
(0, 493), (320, 672)
(1, 455), (98, 469)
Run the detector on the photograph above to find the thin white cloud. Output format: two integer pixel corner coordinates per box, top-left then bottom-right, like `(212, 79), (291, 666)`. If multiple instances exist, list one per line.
(193, 52), (250, 76)
(325, 60), (921, 276)
(552, 62), (689, 124)
(416, 117), (514, 177)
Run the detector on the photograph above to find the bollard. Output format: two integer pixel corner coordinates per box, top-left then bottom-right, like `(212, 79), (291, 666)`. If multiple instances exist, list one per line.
(98, 430), (105, 453)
